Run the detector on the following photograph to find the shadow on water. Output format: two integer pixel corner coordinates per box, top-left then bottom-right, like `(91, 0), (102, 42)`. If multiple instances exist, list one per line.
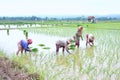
(55, 48), (83, 70)
(85, 47), (94, 58)
(55, 47), (95, 70)
(56, 55), (68, 65)
(72, 48), (82, 70)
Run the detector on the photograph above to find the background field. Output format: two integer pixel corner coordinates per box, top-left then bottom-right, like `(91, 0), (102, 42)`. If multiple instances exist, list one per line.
(0, 21), (120, 80)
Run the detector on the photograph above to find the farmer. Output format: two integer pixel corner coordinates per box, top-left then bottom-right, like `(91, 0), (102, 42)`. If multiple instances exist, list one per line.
(73, 26), (83, 48)
(16, 39), (33, 55)
(55, 39), (72, 55)
(86, 34), (94, 46)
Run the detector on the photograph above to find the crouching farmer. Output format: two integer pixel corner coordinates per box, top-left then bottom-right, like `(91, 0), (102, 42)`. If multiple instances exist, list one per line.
(16, 39), (33, 55)
(86, 34), (94, 47)
(55, 39), (72, 55)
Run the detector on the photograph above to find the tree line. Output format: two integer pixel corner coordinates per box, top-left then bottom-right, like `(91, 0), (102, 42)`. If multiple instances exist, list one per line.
(0, 16), (119, 21)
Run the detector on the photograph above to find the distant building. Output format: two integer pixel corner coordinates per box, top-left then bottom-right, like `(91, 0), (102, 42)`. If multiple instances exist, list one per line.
(87, 16), (96, 23)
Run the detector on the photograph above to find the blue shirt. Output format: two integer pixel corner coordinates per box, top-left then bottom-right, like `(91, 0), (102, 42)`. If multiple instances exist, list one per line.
(20, 40), (30, 52)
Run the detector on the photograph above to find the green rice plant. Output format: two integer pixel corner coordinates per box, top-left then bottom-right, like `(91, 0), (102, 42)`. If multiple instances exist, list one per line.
(38, 44), (45, 47)
(25, 31), (28, 39)
(0, 50), (7, 57)
(28, 65), (36, 73)
(4, 24), (6, 28)
(27, 26), (76, 37)
(23, 30), (26, 35)
(10, 55), (28, 71)
(39, 70), (45, 80)
(52, 69), (63, 79)
(69, 44), (75, 50)
(42, 47), (50, 50)
(32, 48), (38, 53)
(8, 25), (10, 28)
(7, 29), (9, 35)
(23, 30), (28, 39)
(69, 40), (76, 51)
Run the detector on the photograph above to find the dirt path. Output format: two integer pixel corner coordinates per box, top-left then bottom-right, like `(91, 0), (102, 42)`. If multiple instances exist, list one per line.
(0, 57), (39, 80)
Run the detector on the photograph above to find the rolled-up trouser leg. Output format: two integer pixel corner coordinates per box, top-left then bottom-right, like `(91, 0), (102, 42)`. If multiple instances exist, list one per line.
(86, 34), (89, 46)
(56, 44), (60, 55)
(75, 40), (79, 48)
(16, 42), (23, 55)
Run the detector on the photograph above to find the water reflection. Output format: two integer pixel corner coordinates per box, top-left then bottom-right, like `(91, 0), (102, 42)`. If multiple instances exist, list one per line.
(85, 47), (94, 58)
(55, 48), (82, 69)
(74, 48), (83, 70)
(56, 56), (68, 65)
(7, 29), (10, 36)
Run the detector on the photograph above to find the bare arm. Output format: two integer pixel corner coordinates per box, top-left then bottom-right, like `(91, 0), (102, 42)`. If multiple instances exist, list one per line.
(81, 35), (83, 40)
(90, 36), (94, 46)
(89, 42), (92, 46)
(66, 46), (71, 54)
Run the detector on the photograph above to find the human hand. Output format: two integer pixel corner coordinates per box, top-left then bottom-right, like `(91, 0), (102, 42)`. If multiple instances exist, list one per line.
(29, 49), (32, 52)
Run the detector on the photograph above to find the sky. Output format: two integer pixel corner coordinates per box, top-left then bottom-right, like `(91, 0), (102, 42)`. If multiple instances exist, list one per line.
(0, 0), (120, 16)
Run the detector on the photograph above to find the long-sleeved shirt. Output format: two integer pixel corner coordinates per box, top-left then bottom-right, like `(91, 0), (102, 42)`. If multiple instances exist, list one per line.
(20, 40), (30, 52)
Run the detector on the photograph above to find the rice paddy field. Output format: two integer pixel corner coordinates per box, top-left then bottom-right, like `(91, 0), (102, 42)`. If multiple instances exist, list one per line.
(0, 21), (120, 80)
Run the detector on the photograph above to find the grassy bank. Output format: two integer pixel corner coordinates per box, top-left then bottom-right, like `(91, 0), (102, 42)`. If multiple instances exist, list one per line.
(0, 50), (40, 80)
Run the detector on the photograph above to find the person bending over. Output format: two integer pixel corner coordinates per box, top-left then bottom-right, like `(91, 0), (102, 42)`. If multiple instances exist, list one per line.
(86, 34), (94, 47)
(16, 39), (32, 55)
(55, 39), (72, 55)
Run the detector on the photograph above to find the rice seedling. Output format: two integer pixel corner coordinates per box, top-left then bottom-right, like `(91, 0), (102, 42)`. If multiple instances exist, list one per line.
(23, 30), (26, 35)
(7, 29), (9, 35)
(23, 30), (29, 39)
(42, 47), (50, 50)
(0, 50), (7, 57)
(38, 44), (45, 47)
(32, 48), (38, 53)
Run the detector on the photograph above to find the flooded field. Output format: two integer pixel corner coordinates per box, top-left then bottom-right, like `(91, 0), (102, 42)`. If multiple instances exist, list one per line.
(0, 29), (68, 56)
(0, 23), (120, 80)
